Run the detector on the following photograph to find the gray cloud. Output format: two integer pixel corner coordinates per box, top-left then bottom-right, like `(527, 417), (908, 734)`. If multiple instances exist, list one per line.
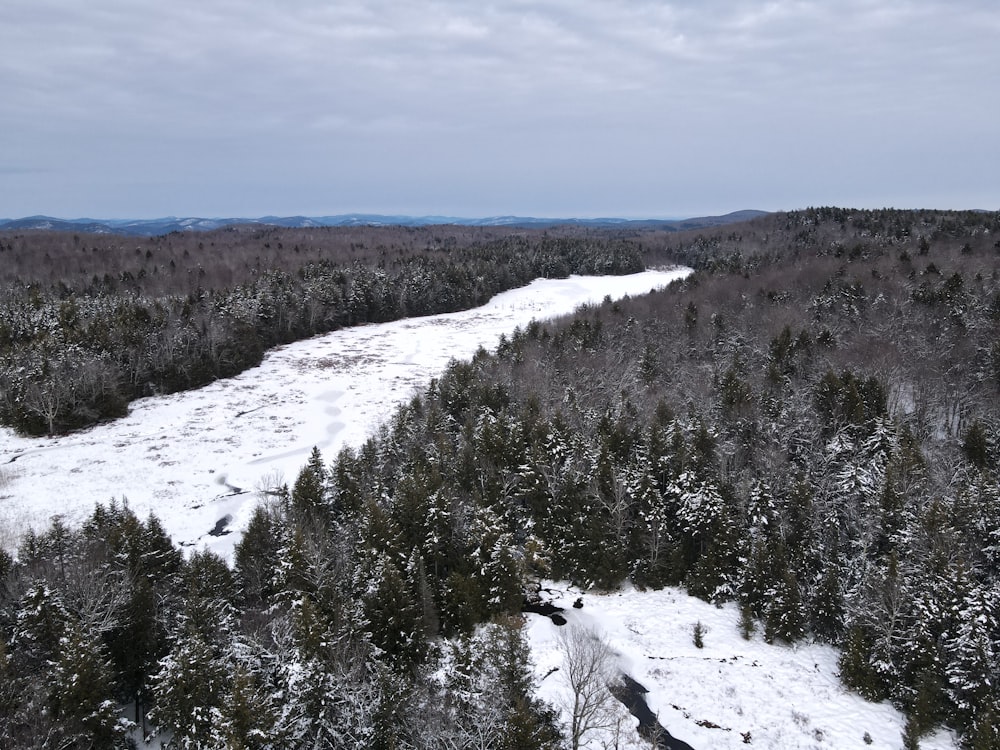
(1, 0), (997, 217)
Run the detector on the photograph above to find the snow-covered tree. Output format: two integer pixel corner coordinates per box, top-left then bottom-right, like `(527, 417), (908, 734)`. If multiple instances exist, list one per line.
(945, 584), (999, 726)
(47, 621), (126, 749)
(151, 632), (227, 748)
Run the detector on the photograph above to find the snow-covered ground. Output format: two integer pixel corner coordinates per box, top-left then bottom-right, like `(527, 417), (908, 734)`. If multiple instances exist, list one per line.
(0, 269), (687, 559)
(527, 583), (959, 750)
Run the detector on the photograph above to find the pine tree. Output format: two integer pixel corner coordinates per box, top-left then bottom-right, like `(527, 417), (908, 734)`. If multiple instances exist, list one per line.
(234, 500), (284, 606)
(763, 567), (806, 644)
(291, 446), (329, 522)
(361, 550), (426, 667)
(48, 621), (124, 749)
(810, 554), (846, 642)
(151, 632), (227, 749)
(738, 536), (772, 621)
(219, 662), (281, 750)
(961, 420), (991, 470)
(469, 505), (524, 616)
(140, 512), (184, 581)
(0, 546), (11, 585)
(441, 620), (560, 750)
(965, 700), (1000, 750)
(13, 583), (69, 671)
(180, 549), (236, 645)
(490, 618), (559, 740)
(945, 585), (998, 727)
(0, 638), (25, 748)
(109, 575), (159, 731)
(901, 715), (922, 750)
(839, 624), (889, 702)
(906, 668), (947, 741)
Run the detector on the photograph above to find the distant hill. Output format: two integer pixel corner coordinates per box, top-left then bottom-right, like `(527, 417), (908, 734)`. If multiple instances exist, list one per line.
(0, 210), (768, 237)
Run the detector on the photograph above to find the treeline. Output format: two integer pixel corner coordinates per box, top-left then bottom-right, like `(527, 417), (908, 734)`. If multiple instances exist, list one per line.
(637, 206), (1000, 273)
(0, 224), (535, 293)
(0, 229), (642, 435)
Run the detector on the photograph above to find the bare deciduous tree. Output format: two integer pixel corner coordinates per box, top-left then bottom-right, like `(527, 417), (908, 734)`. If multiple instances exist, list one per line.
(557, 624), (619, 750)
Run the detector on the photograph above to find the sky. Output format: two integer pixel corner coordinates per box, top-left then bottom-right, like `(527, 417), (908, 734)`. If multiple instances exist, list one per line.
(1, 0), (998, 220)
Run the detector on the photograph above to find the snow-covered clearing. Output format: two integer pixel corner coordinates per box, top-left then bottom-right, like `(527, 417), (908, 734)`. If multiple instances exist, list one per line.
(0, 270), (687, 559)
(527, 583), (959, 750)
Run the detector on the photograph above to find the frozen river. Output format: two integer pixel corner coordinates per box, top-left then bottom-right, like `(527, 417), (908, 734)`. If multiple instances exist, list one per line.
(0, 269), (689, 557)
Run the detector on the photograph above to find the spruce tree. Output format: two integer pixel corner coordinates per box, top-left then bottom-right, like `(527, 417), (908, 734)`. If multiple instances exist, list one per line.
(12, 583), (68, 671)
(945, 586), (998, 727)
(219, 662), (281, 750)
(839, 624), (889, 702)
(810, 554), (846, 642)
(48, 622), (124, 749)
(361, 550), (426, 667)
(965, 700), (1000, 750)
(291, 446), (329, 522)
(763, 567), (806, 644)
(961, 420), (991, 470)
(234, 501), (284, 606)
(152, 632), (227, 749)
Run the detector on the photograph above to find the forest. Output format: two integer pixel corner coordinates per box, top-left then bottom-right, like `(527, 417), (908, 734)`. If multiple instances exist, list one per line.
(0, 224), (642, 435)
(1, 208), (999, 749)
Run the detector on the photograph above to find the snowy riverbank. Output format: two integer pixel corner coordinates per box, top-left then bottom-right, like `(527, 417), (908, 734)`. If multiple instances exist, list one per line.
(526, 583), (959, 750)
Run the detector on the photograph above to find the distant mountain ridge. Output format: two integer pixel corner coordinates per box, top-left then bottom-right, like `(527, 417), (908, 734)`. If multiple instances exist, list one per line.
(0, 210), (768, 237)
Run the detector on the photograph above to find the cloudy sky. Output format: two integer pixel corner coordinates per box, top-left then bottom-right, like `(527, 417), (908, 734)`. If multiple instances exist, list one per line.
(2, 1), (998, 219)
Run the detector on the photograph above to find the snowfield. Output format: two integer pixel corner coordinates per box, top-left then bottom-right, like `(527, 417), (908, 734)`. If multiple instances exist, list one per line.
(526, 583), (959, 750)
(0, 267), (961, 749)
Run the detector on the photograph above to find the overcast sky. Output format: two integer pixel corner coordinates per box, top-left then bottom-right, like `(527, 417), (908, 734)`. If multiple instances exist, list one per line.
(2, 1), (998, 219)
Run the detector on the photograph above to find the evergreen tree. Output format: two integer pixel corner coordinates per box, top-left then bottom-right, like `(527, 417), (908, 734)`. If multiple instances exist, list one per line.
(961, 420), (991, 470)
(181, 549), (236, 645)
(109, 575), (159, 730)
(48, 621), (125, 749)
(0, 637), (28, 748)
(965, 700), (1000, 750)
(12, 583), (69, 671)
(361, 550), (426, 667)
(810, 553), (846, 641)
(487, 620), (561, 750)
(763, 563), (806, 643)
(441, 619), (560, 750)
(219, 662), (281, 750)
(291, 446), (329, 522)
(906, 668), (948, 741)
(151, 631), (227, 749)
(839, 624), (889, 702)
(234, 500), (284, 606)
(945, 585), (998, 727)
(901, 715), (922, 750)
